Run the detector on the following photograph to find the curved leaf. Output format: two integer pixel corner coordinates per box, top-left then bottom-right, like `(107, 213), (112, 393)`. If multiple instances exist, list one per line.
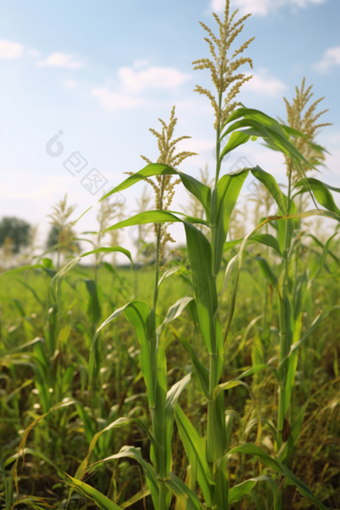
(294, 177), (340, 216)
(170, 325), (209, 398)
(156, 296), (194, 339)
(229, 475), (282, 510)
(99, 210), (208, 235)
(81, 246), (132, 263)
(164, 472), (202, 510)
(89, 446), (159, 510)
(77, 163), (211, 223)
(65, 475), (122, 510)
(175, 405), (213, 506)
(229, 443), (327, 510)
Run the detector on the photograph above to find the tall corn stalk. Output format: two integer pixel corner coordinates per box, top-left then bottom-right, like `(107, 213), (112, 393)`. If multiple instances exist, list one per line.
(14, 2), (339, 509)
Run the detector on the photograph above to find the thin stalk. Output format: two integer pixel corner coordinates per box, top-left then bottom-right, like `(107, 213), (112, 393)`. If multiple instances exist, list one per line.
(215, 91), (223, 186)
(278, 163), (293, 445)
(207, 91), (223, 467)
(150, 177), (167, 507)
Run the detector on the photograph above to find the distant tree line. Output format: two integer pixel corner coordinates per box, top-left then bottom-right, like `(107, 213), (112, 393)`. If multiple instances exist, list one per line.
(0, 216), (70, 254)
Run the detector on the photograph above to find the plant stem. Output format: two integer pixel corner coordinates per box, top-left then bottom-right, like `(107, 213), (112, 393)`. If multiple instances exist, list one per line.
(151, 177), (167, 507)
(207, 91), (223, 466)
(278, 163), (293, 445)
(215, 92), (223, 186)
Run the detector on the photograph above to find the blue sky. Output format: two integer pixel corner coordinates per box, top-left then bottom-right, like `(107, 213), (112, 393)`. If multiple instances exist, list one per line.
(1, 0), (339, 256)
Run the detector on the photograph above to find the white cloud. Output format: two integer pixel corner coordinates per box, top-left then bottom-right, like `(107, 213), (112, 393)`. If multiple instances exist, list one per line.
(92, 86), (143, 111)
(0, 40), (23, 59)
(242, 69), (287, 97)
(64, 80), (78, 89)
(211, 0), (327, 16)
(92, 61), (191, 112)
(118, 63), (191, 92)
(37, 52), (83, 69)
(313, 46), (340, 73)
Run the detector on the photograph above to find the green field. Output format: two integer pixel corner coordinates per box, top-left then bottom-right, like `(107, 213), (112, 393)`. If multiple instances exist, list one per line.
(1, 248), (340, 509)
(1, 0), (340, 508)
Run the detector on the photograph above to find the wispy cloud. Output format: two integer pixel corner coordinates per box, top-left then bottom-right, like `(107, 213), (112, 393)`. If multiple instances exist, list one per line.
(242, 69), (287, 97)
(118, 61), (191, 92)
(37, 52), (84, 69)
(0, 40), (23, 59)
(313, 46), (340, 73)
(92, 60), (191, 112)
(63, 80), (78, 89)
(211, 0), (327, 16)
(92, 87), (143, 112)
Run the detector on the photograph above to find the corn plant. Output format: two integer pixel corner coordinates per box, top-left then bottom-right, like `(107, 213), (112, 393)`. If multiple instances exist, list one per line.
(2, 1), (340, 509)
(45, 2), (340, 509)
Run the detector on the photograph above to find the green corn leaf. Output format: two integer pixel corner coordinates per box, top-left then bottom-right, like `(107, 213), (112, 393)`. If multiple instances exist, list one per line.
(75, 416), (158, 481)
(250, 234), (282, 257)
(214, 456), (229, 510)
(156, 297), (194, 339)
(223, 232), (282, 258)
(175, 404), (214, 506)
(229, 443), (327, 509)
(307, 233), (340, 265)
(120, 487), (151, 509)
(219, 130), (251, 162)
(223, 238), (243, 252)
(164, 472), (202, 510)
(151, 337), (167, 477)
(50, 247), (132, 304)
(77, 163), (211, 223)
(251, 167), (287, 214)
(164, 375), (192, 474)
(183, 222), (222, 381)
(81, 246), (133, 263)
(223, 208), (340, 342)
(158, 265), (182, 286)
(99, 210), (208, 235)
(235, 364), (271, 381)
(13, 398), (77, 491)
(4, 448), (64, 478)
(215, 168), (248, 274)
(65, 475), (122, 510)
(279, 402), (308, 464)
(76, 403), (96, 447)
(293, 271), (308, 322)
(88, 301), (155, 408)
(231, 315), (264, 359)
(90, 446), (159, 510)
(223, 107), (317, 176)
(254, 256), (278, 288)
(294, 177), (340, 216)
(310, 233), (339, 282)
(83, 279), (101, 325)
(229, 475), (282, 510)
(170, 325), (209, 398)
(279, 305), (340, 380)
(0, 263), (47, 278)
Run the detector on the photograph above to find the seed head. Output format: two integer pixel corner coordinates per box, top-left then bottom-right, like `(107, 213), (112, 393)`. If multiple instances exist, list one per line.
(141, 107), (197, 260)
(280, 78), (332, 183)
(193, 0), (254, 129)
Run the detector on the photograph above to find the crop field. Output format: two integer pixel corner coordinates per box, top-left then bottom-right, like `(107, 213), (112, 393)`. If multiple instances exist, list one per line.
(1, 1), (340, 509)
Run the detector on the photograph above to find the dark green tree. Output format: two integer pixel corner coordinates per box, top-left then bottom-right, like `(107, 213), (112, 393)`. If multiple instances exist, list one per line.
(0, 217), (31, 254)
(46, 225), (59, 249)
(46, 225), (79, 253)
